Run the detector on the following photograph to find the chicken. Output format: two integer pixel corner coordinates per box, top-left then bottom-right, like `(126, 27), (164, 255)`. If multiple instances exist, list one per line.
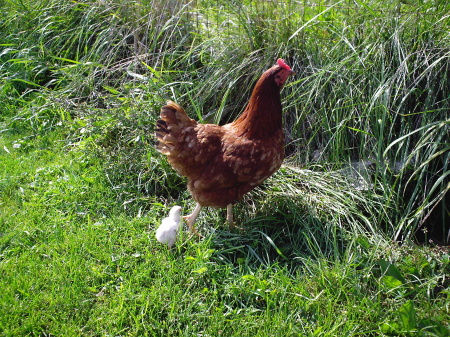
(155, 206), (182, 249)
(155, 58), (294, 232)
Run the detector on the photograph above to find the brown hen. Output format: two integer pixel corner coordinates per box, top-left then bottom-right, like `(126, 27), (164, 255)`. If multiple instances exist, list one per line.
(155, 58), (294, 232)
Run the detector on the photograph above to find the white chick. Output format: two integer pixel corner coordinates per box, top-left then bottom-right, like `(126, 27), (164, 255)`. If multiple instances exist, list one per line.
(155, 206), (182, 249)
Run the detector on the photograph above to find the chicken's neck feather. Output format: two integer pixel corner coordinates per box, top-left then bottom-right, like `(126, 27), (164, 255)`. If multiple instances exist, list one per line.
(231, 73), (283, 139)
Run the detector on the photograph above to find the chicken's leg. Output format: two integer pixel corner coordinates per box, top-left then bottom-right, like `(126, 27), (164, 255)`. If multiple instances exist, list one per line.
(183, 203), (202, 233)
(227, 204), (245, 231)
(226, 204), (235, 229)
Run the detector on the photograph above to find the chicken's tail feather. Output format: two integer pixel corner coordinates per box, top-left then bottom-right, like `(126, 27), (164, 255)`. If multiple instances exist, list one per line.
(155, 101), (196, 155)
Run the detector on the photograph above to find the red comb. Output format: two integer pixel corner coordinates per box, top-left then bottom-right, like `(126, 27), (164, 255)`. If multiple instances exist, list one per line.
(277, 58), (291, 71)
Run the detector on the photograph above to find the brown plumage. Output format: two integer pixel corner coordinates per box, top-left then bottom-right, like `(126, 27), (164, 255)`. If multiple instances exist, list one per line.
(155, 59), (294, 231)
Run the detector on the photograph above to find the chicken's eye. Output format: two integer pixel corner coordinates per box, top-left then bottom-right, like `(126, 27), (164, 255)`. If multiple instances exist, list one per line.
(274, 72), (284, 86)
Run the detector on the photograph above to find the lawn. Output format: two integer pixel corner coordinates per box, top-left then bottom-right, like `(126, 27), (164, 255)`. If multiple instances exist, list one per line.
(1, 0), (449, 335)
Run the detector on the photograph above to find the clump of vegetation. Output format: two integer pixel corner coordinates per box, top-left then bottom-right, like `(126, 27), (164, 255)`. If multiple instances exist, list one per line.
(1, 0), (449, 335)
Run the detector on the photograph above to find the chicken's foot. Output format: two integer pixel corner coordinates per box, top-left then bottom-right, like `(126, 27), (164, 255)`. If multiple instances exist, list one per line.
(183, 203), (202, 235)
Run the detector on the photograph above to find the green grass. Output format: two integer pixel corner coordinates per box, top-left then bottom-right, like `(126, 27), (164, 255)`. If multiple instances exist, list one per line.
(1, 129), (449, 336)
(1, 0), (449, 335)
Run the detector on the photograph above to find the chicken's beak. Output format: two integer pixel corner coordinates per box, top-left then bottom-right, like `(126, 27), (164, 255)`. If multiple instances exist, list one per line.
(288, 70), (296, 76)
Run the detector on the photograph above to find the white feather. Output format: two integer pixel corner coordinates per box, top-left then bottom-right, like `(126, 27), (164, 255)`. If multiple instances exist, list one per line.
(155, 206), (182, 248)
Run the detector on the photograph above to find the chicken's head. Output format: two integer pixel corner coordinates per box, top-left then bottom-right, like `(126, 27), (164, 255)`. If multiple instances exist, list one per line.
(274, 58), (295, 87)
(169, 205), (182, 221)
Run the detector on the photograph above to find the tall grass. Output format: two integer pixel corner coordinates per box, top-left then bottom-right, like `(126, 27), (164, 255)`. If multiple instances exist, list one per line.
(1, 0), (449, 244)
